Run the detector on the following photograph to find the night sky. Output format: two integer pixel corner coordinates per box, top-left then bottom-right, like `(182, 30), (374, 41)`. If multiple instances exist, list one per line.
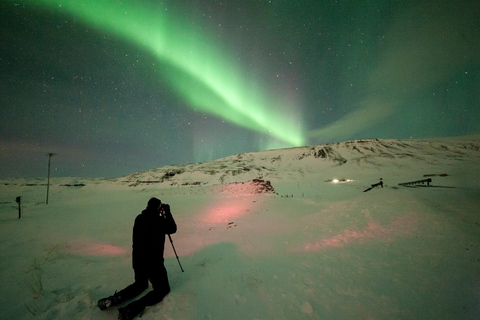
(1, 0), (479, 178)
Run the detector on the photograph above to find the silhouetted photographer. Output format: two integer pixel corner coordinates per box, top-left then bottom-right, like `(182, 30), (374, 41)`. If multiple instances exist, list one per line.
(98, 197), (177, 320)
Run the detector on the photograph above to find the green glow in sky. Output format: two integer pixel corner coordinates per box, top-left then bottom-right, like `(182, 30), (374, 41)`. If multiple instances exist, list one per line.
(30, 0), (305, 146)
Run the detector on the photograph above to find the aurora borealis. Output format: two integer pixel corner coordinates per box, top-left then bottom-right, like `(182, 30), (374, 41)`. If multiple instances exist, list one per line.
(1, 0), (479, 178)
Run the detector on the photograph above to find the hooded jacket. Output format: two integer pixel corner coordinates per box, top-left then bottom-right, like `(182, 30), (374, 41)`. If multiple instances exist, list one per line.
(132, 203), (177, 269)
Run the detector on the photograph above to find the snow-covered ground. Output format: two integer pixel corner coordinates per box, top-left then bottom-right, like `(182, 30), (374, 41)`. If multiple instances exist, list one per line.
(1, 136), (479, 319)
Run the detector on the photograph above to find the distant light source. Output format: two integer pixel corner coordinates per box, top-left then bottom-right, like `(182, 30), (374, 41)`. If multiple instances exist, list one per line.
(330, 179), (353, 184)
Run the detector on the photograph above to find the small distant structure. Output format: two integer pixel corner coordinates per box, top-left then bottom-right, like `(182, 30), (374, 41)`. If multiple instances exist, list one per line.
(45, 153), (56, 204)
(363, 180), (383, 192)
(16, 196), (21, 219)
(398, 178), (432, 187)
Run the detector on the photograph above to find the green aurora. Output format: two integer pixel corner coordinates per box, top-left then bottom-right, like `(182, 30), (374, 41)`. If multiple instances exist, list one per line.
(1, 0), (479, 178)
(27, 0), (305, 147)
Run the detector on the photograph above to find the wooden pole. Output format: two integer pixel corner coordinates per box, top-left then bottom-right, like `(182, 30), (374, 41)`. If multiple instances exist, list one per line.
(46, 153), (56, 204)
(16, 196), (21, 219)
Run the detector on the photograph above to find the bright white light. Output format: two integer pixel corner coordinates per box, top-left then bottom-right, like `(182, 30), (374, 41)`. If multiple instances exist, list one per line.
(330, 179), (353, 184)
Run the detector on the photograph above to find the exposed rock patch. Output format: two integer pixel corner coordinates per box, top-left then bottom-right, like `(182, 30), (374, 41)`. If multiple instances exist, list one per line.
(212, 179), (275, 195)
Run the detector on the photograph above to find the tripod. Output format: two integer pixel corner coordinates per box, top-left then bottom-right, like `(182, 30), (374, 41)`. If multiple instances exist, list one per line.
(161, 208), (184, 272)
(167, 233), (184, 272)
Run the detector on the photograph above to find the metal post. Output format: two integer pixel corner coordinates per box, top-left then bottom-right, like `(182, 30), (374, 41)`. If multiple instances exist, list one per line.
(16, 196), (21, 219)
(46, 153), (56, 204)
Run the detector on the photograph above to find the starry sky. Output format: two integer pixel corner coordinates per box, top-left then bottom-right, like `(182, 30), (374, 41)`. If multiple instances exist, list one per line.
(1, 0), (479, 178)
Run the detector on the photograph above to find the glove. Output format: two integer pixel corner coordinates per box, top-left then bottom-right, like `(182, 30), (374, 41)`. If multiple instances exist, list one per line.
(161, 203), (170, 213)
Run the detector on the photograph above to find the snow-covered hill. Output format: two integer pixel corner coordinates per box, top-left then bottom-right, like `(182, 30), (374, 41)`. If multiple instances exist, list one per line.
(120, 135), (480, 191)
(3, 136), (479, 190)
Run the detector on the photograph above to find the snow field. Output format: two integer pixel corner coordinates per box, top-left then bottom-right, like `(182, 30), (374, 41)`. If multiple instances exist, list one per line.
(1, 136), (479, 319)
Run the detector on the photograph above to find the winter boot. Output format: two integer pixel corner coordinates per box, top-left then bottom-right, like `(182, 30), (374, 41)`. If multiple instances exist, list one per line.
(118, 301), (145, 320)
(98, 292), (122, 310)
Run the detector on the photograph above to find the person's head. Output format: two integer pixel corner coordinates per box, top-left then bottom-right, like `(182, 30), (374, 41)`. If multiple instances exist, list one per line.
(147, 197), (161, 210)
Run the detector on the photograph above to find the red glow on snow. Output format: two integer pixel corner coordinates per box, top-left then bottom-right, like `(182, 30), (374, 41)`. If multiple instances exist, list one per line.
(293, 213), (419, 252)
(66, 240), (128, 256)
(170, 195), (265, 257)
(201, 197), (252, 225)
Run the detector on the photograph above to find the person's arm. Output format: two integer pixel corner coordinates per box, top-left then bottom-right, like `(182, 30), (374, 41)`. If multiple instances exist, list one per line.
(161, 204), (177, 234)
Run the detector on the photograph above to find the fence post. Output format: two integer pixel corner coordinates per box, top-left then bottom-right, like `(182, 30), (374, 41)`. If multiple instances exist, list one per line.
(45, 153), (56, 204)
(16, 196), (21, 219)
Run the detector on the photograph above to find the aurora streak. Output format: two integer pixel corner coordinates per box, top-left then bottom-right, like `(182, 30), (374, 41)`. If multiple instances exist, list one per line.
(30, 0), (305, 147)
(2, 0), (478, 178)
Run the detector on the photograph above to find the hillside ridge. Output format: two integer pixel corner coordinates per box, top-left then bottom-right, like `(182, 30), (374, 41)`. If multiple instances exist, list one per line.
(121, 136), (480, 187)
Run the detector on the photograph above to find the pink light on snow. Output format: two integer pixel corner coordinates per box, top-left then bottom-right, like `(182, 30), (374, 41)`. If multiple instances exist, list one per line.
(66, 240), (129, 256)
(172, 196), (263, 257)
(201, 197), (253, 225)
(293, 213), (419, 252)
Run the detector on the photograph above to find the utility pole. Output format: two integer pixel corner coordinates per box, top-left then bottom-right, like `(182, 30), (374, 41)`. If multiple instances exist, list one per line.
(46, 153), (56, 204)
(16, 196), (21, 219)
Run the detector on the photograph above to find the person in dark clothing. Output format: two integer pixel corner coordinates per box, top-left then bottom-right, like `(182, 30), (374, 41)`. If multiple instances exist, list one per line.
(98, 197), (177, 320)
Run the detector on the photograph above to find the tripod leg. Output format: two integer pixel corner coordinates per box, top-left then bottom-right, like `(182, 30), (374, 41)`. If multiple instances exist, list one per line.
(168, 234), (184, 272)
